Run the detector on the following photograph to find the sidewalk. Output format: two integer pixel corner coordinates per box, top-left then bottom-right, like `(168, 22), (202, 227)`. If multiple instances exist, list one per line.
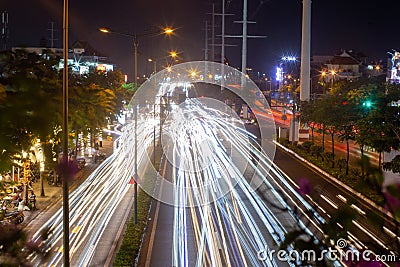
(22, 139), (114, 227)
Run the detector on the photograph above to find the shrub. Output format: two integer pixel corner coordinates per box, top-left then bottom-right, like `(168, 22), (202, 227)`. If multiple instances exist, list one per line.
(323, 152), (334, 163)
(301, 141), (313, 153)
(310, 145), (323, 160)
(337, 158), (347, 173)
(278, 137), (289, 145)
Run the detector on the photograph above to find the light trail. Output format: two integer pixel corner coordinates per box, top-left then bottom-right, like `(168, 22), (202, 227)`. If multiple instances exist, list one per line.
(28, 80), (394, 267)
(29, 118), (157, 266)
(165, 97), (313, 267)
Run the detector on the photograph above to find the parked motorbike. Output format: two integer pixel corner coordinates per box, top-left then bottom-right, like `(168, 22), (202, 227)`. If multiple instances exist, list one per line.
(0, 206), (24, 224)
(94, 153), (106, 163)
(47, 171), (62, 186)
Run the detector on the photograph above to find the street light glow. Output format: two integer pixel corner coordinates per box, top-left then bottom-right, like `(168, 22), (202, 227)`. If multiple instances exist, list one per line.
(170, 51), (178, 58)
(99, 27), (110, 33)
(164, 27), (174, 35)
(281, 56), (296, 61)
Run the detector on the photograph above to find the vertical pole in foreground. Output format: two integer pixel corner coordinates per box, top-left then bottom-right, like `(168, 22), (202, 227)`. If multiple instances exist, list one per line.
(62, 0), (70, 265)
(134, 38), (138, 225)
(300, 0), (311, 102)
(134, 105), (138, 224)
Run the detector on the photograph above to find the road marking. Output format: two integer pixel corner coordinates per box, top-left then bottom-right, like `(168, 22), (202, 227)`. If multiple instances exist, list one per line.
(320, 194), (338, 209)
(350, 204), (366, 215)
(145, 157), (167, 267)
(352, 220), (388, 250)
(336, 194), (347, 203)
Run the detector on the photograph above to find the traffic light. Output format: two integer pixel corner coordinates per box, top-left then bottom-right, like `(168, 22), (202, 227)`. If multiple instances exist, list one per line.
(362, 100), (372, 108)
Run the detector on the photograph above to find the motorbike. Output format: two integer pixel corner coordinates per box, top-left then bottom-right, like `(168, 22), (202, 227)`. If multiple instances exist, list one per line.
(0, 206), (24, 224)
(47, 171), (62, 186)
(94, 153), (106, 163)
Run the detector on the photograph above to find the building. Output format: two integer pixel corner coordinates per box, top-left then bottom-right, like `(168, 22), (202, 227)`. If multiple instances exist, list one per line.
(12, 40), (115, 75)
(325, 50), (362, 81)
(387, 50), (400, 84)
(64, 40), (114, 74)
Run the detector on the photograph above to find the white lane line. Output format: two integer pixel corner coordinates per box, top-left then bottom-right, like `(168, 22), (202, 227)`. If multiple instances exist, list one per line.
(320, 194), (338, 209)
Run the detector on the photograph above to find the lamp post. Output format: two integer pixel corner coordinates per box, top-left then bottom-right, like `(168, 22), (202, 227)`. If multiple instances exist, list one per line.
(330, 69), (336, 89)
(100, 26), (173, 224)
(147, 58), (157, 77)
(100, 27), (173, 87)
(62, 0), (70, 265)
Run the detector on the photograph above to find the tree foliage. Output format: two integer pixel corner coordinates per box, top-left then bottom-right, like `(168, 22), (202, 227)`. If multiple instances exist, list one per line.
(0, 49), (128, 172)
(300, 79), (400, 176)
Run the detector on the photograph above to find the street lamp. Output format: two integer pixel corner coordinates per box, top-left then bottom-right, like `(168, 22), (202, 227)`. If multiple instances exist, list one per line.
(147, 58), (157, 76)
(100, 26), (174, 224)
(169, 50), (178, 59)
(99, 26), (174, 89)
(330, 69), (336, 89)
(62, 0), (70, 266)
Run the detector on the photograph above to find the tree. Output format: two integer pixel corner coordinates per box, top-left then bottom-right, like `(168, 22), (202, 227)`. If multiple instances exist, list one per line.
(323, 96), (347, 168)
(299, 101), (317, 143)
(0, 49), (126, 173)
(0, 49), (61, 171)
(383, 155), (400, 174)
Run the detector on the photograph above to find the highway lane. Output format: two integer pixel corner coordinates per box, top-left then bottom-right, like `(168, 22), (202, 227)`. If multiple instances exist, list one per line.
(143, 95), (398, 266)
(142, 98), (323, 267)
(272, 145), (399, 260)
(27, 118), (157, 266)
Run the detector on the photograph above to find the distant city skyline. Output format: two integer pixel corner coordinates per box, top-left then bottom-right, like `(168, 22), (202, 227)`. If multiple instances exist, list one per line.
(1, 0), (398, 78)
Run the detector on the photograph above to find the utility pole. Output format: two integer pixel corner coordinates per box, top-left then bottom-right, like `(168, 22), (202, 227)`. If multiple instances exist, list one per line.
(47, 21), (58, 48)
(208, 2), (234, 92)
(300, 0), (311, 102)
(221, 0), (226, 92)
(1, 11), (9, 51)
(225, 0), (266, 86)
(204, 20), (209, 61)
(211, 4), (215, 63)
(298, 0), (312, 143)
(241, 0), (248, 76)
(204, 20), (209, 74)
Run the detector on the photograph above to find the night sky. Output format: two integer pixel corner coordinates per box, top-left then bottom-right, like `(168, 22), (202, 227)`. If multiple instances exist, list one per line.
(1, 0), (399, 78)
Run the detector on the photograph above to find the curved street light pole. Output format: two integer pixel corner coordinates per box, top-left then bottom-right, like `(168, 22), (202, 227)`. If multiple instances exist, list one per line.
(99, 27), (173, 224)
